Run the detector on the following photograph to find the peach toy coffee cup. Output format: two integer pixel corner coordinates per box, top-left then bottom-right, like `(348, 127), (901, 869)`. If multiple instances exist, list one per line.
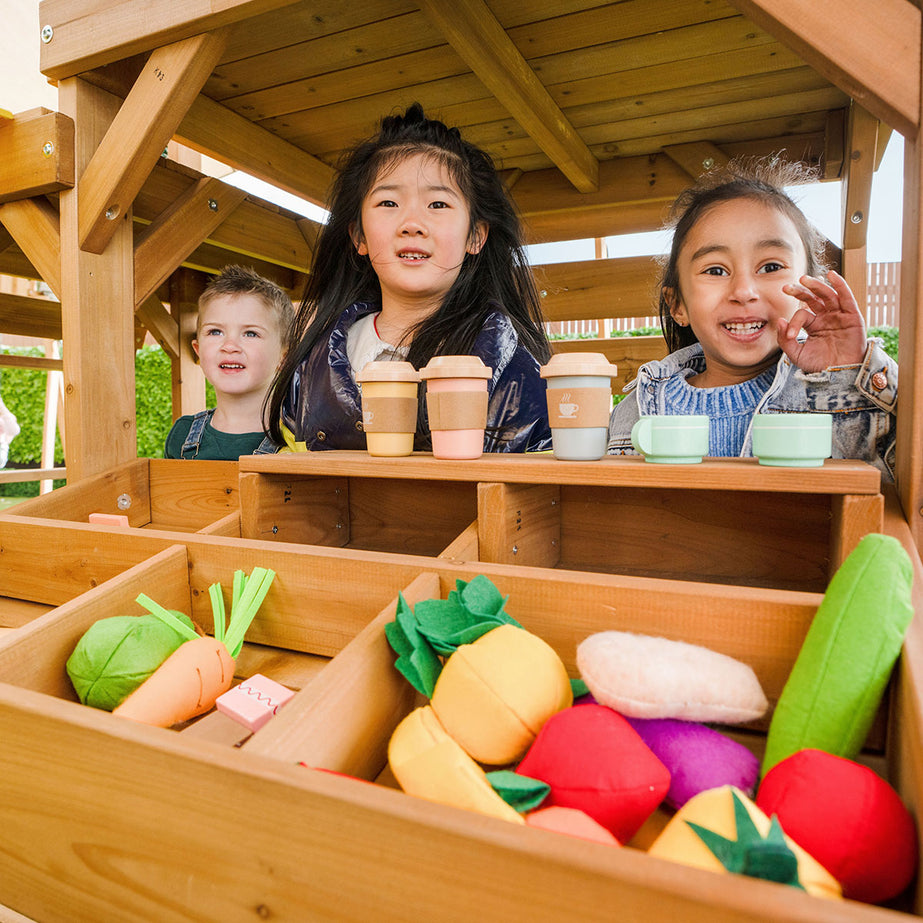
(419, 355), (492, 459)
(540, 352), (618, 460)
(751, 412), (833, 467)
(356, 360), (421, 457)
(631, 415), (710, 464)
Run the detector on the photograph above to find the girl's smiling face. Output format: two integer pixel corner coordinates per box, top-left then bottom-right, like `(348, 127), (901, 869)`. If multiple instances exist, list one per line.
(355, 151), (486, 315)
(668, 197), (810, 388)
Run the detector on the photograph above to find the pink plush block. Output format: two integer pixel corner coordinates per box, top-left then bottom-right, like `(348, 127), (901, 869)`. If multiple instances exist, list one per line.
(516, 703), (670, 842)
(757, 748), (918, 904)
(88, 513), (131, 527)
(627, 716), (759, 809)
(216, 674), (294, 732)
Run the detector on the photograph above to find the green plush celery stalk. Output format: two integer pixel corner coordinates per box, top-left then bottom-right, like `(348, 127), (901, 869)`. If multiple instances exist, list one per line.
(135, 594), (200, 642)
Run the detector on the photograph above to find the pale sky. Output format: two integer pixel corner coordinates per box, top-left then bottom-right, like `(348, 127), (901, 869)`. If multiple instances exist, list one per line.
(1, 0), (905, 266)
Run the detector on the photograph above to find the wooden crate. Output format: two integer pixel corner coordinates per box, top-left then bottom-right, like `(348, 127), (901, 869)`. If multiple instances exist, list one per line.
(0, 516), (918, 922)
(240, 453), (885, 593)
(6, 458), (242, 536)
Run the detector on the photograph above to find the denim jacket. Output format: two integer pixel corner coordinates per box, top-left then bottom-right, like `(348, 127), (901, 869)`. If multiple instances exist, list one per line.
(281, 302), (552, 452)
(607, 340), (898, 480)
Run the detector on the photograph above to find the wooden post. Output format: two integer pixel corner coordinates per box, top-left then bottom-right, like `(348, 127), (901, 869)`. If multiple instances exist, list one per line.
(57, 78), (136, 482)
(168, 267), (207, 420)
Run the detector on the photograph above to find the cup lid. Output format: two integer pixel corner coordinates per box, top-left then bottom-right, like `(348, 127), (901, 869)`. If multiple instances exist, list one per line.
(540, 351), (618, 379)
(356, 360), (421, 383)
(419, 355), (492, 380)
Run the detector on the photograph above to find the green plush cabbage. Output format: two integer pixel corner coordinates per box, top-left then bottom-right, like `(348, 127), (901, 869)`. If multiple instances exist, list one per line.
(66, 611), (195, 710)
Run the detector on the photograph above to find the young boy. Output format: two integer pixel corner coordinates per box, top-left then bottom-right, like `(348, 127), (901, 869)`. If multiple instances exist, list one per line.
(164, 265), (295, 459)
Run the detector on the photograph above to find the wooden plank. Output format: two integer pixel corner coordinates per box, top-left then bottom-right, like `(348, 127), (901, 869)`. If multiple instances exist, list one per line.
(58, 77), (137, 481)
(662, 141), (730, 180)
(0, 468), (65, 485)
(168, 267), (207, 418)
(243, 573), (438, 777)
(134, 176), (248, 307)
(0, 293), (62, 340)
(477, 482), (561, 567)
(415, 0), (598, 192)
(0, 109), (74, 204)
(38, 0), (300, 79)
(841, 103), (880, 252)
(829, 493), (884, 577)
(146, 459), (240, 531)
(176, 95), (335, 207)
(535, 256), (659, 323)
(135, 293), (180, 359)
(0, 197), (62, 297)
(437, 520), (479, 564)
(239, 452), (883, 495)
(78, 29), (229, 254)
(729, 0), (920, 136)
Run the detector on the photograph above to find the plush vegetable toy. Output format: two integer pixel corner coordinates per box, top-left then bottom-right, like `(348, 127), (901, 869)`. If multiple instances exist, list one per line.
(386, 576), (572, 766)
(647, 786), (842, 900)
(67, 610), (196, 710)
(762, 533), (914, 774)
(112, 567), (275, 728)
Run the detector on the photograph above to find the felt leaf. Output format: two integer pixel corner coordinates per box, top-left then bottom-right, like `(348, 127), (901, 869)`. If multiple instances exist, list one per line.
(686, 791), (804, 890)
(570, 677), (589, 699)
(486, 770), (550, 813)
(456, 576), (514, 623)
(385, 592), (442, 697)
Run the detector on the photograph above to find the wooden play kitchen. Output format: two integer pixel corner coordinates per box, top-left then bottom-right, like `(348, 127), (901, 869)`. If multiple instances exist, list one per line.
(1, 0), (922, 920)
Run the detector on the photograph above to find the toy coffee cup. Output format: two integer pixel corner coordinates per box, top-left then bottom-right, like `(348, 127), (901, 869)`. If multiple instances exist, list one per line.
(419, 355), (492, 459)
(356, 360), (421, 457)
(540, 352), (618, 460)
(631, 415), (710, 464)
(751, 413), (833, 467)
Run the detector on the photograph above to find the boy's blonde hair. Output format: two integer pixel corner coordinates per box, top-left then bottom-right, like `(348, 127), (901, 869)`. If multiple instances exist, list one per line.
(198, 265), (295, 339)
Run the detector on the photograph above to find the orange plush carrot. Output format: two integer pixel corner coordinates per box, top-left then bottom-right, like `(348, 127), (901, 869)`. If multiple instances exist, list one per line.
(112, 567), (275, 728)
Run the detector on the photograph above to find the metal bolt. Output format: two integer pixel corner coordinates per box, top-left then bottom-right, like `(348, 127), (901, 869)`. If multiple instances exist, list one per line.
(336, 522), (343, 530)
(207, 198), (218, 211)
(511, 545), (519, 555)
(702, 156), (715, 170)
(105, 206), (119, 220)
(42, 141), (54, 157)
(851, 210), (864, 224)
(116, 493), (132, 510)
(540, 290), (547, 298)
(41, 25), (53, 43)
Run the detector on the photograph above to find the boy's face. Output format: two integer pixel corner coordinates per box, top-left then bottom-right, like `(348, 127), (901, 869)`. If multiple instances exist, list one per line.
(193, 293), (283, 400)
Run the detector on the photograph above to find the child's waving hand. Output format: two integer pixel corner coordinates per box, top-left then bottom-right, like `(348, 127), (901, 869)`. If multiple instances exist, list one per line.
(777, 270), (868, 373)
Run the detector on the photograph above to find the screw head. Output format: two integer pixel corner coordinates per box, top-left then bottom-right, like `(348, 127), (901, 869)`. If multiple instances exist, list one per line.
(42, 141), (54, 157)
(702, 156), (715, 170)
(117, 493), (132, 510)
(105, 206), (120, 220)
(207, 198), (219, 211)
(851, 210), (864, 224)
(41, 24), (53, 43)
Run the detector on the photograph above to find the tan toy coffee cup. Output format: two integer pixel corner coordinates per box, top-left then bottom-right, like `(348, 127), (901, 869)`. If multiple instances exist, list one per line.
(540, 352), (618, 460)
(356, 360), (421, 457)
(419, 355), (492, 459)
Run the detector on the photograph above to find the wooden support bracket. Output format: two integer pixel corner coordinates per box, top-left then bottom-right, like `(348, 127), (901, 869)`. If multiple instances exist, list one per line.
(0, 108), (74, 204)
(78, 28), (230, 254)
(416, 0), (598, 193)
(477, 482), (562, 567)
(134, 176), (247, 307)
(0, 196), (62, 297)
(136, 293), (180, 358)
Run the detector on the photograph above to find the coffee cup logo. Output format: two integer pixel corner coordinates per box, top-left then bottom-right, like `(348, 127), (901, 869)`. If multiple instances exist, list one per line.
(363, 410), (374, 425)
(558, 392), (579, 419)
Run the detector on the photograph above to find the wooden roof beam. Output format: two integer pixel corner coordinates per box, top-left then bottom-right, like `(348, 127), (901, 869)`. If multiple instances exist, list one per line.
(0, 197), (62, 297)
(0, 109), (74, 205)
(416, 0), (599, 193)
(78, 29), (230, 255)
(729, 0), (920, 137)
(662, 142), (730, 181)
(0, 292), (62, 340)
(134, 176), (248, 307)
(38, 0), (300, 80)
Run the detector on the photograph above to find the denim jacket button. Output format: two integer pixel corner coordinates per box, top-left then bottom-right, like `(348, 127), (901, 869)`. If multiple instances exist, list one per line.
(871, 371), (888, 391)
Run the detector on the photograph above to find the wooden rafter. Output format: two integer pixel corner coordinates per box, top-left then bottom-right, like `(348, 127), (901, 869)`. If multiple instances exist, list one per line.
(134, 176), (247, 307)
(175, 95), (335, 207)
(0, 109), (74, 204)
(842, 103), (880, 253)
(662, 142), (730, 181)
(416, 0), (598, 193)
(78, 29), (230, 254)
(0, 197), (62, 297)
(0, 292), (62, 340)
(38, 0), (300, 80)
(729, 0), (920, 137)
(136, 294), (180, 359)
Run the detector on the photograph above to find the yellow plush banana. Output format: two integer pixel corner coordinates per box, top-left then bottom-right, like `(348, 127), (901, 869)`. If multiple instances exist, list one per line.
(388, 705), (525, 824)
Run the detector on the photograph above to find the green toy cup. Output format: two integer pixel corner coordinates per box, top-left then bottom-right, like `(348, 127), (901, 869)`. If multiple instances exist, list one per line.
(630, 415), (710, 464)
(751, 413), (833, 467)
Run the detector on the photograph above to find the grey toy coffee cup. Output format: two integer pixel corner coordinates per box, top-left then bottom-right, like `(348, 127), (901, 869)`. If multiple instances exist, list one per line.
(540, 352), (618, 460)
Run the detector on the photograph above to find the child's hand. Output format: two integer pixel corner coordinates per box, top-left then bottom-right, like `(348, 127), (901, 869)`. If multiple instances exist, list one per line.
(777, 270), (867, 372)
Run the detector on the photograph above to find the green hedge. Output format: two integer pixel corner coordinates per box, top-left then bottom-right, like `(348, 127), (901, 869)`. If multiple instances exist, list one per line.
(0, 345), (214, 497)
